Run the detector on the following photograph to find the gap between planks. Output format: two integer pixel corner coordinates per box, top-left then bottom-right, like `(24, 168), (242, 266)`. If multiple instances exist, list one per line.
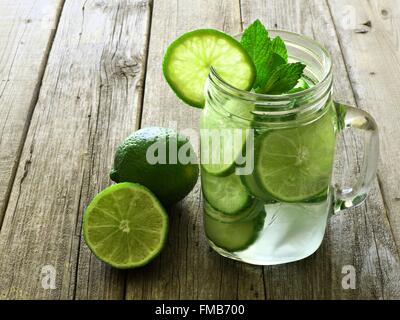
(0, 0), (66, 229)
(119, 0), (155, 301)
(0, 0), (153, 299)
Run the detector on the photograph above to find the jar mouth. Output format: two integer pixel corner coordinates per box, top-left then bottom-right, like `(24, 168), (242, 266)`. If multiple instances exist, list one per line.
(207, 30), (333, 120)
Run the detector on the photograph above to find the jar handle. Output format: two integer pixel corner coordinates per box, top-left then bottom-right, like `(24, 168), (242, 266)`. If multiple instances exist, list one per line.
(333, 102), (379, 213)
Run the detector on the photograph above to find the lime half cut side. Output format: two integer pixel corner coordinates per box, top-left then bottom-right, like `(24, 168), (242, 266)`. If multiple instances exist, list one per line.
(254, 108), (336, 202)
(163, 29), (256, 108)
(83, 183), (168, 269)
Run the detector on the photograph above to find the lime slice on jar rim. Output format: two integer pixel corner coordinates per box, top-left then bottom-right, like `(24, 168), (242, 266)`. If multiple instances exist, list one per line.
(163, 29), (256, 108)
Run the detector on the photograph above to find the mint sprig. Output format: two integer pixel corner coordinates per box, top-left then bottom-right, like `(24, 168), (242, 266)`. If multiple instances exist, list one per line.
(240, 20), (306, 94)
(240, 19), (271, 90)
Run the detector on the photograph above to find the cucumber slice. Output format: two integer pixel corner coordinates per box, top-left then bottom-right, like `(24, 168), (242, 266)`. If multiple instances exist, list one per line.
(240, 174), (276, 203)
(163, 29), (256, 108)
(204, 208), (265, 252)
(201, 170), (251, 215)
(200, 107), (236, 176)
(204, 198), (263, 223)
(237, 130), (277, 203)
(200, 99), (253, 176)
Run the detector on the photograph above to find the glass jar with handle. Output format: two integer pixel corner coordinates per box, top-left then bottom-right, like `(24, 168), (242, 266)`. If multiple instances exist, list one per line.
(200, 30), (379, 265)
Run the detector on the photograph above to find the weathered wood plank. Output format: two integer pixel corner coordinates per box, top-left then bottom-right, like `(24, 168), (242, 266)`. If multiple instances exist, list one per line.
(327, 0), (400, 299)
(240, 0), (400, 299)
(0, 0), (151, 299)
(125, 0), (266, 300)
(0, 0), (64, 224)
(328, 0), (400, 249)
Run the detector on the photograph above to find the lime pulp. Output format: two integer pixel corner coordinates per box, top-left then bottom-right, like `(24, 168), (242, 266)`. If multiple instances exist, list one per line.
(163, 29), (256, 108)
(83, 183), (168, 269)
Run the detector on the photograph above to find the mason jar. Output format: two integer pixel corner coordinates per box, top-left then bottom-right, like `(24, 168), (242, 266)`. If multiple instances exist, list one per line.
(200, 30), (379, 265)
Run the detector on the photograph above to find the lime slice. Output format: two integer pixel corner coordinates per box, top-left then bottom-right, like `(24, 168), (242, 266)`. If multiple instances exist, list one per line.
(254, 107), (336, 202)
(83, 183), (168, 269)
(240, 173), (276, 203)
(238, 130), (276, 203)
(201, 170), (251, 215)
(204, 207), (265, 252)
(163, 29), (256, 108)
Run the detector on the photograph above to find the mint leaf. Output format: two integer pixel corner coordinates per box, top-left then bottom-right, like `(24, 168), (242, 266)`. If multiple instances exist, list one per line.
(255, 37), (288, 92)
(241, 19), (306, 94)
(261, 62), (306, 94)
(287, 78), (310, 93)
(255, 53), (286, 92)
(270, 36), (288, 62)
(240, 19), (271, 89)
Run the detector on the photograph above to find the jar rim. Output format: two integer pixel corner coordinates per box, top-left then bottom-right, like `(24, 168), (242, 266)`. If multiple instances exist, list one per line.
(208, 29), (333, 109)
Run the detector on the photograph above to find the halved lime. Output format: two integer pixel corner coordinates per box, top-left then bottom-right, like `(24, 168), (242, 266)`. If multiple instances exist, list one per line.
(254, 107), (336, 202)
(163, 29), (256, 108)
(83, 183), (168, 269)
(201, 170), (251, 215)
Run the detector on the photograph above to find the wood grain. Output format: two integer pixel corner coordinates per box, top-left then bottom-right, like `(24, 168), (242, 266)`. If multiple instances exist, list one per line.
(0, 0), (399, 300)
(327, 0), (400, 299)
(328, 0), (400, 249)
(0, 0), (64, 225)
(124, 0), (266, 300)
(240, 0), (400, 299)
(0, 0), (151, 299)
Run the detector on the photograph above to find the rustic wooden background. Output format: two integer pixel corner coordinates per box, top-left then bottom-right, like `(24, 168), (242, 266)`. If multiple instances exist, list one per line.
(0, 0), (399, 299)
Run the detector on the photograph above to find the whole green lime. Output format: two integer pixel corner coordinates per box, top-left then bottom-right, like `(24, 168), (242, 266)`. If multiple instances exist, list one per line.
(110, 127), (199, 206)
